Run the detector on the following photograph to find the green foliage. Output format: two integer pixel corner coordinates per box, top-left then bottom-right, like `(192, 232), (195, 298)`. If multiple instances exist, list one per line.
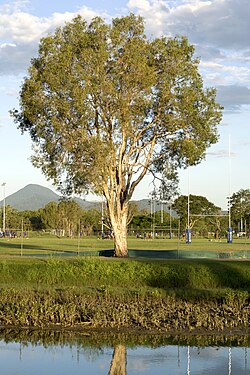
(40, 202), (58, 229)
(230, 189), (250, 231)
(0, 206), (43, 231)
(12, 16), (222, 191)
(40, 201), (102, 235)
(129, 209), (179, 232)
(129, 213), (153, 230)
(80, 208), (101, 234)
(173, 194), (224, 233)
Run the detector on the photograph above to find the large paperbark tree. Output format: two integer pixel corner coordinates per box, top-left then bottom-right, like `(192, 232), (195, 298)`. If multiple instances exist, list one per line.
(11, 14), (222, 256)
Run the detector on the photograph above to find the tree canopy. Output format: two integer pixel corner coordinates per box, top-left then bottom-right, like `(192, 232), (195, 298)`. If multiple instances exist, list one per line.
(11, 14), (222, 256)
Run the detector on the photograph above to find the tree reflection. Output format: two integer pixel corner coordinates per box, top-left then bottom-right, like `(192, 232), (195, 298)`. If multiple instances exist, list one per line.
(108, 345), (127, 375)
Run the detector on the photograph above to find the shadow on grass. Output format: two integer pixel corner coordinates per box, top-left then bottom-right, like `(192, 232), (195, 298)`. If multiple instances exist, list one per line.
(146, 259), (250, 294)
(199, 260), (250, 291)
(127, 249), (250, 260)
(0, 240), (76, 255)
(99, 249), (115, 257)
(0, 241), (50, 251)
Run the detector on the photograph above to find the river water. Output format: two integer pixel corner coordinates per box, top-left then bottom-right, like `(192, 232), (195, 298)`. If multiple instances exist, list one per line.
(0, 331), (249, 374)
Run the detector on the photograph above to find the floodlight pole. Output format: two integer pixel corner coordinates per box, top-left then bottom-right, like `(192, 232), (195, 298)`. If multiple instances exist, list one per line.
(161, 201), (163, 224)
(21, 218), (23, 256)
(2, 183), (6, 234)
(101, 196), (104, 237)
(150, 196), (155, 239)
(227, 135), (233, 243)
(77, 219), (80, 256)
(169, 204), (172, 239)
(240, 197), (243, 233)
(186, 168), (191, 243)
(153, 199), (156, 239)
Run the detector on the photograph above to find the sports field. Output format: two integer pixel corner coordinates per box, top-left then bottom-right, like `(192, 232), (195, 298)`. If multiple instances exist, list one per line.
(0, 233), (249, 259)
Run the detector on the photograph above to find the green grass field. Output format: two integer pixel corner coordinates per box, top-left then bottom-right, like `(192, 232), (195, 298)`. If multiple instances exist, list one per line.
(0, 233), (249, 259)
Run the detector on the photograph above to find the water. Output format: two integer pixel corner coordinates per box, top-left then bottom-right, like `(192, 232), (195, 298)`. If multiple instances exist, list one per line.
(0, 332), (248, 374)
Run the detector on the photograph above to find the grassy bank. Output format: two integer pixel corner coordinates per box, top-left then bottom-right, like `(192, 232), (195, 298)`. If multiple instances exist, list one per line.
(0, 257), (249, 291)
(0, 257), (249, 333)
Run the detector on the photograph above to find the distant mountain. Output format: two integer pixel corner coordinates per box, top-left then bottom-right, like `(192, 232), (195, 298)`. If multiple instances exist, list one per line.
(0, 184), (172, 213)
(73, 197), (101, 211)
(1, 184), (61, 211)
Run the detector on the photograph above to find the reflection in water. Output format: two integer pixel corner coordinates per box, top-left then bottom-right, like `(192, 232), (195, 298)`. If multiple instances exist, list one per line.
(187, 346), (190, 375)
(228, 347), (232, 375)
(0, 330), (248, 375)
(109, 345), (127, 375)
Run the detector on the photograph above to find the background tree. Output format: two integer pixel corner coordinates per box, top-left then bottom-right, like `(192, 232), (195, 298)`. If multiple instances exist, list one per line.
(129, 211), (153, 233)
(20, 209), (44, 231)
(230, 189), (250, 233)
(11, 14), (222, 256)
(57, 200), (83, 236)
(80, 208), (101, 236)
(0, 206), (44, 232)
(127, 202), (140, 225)
(41, 202), (59, 231)
(129, 207), (178, 236)
(173, 194), (221, 235)
(0, 205), (19, 231)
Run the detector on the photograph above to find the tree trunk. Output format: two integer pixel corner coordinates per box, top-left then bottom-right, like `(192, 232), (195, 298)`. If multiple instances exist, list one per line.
(109, 203), (129, 257)
(108, 345), (127, 375)
(112, 213), (128, 257)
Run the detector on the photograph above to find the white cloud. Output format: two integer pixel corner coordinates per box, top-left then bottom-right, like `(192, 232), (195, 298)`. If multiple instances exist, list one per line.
(135, 0), (250, 50)
(122, 1), (249, 111)
(0, 2), (103, 75)
(0, 12), (45, 43)
(200, 61), (250, 85)
(207, 149), (237, 158)
(0, 0), (249, 112)
(128, 0), (152, 12)
(216, 85), (250, 109)
(128, 0), (171, 36)
(0, 1), (108, 43)
(0, 7), (100, 44)
(0, 43), (16, 48)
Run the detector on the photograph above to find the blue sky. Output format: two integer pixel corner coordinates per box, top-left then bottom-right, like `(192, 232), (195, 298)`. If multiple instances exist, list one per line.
(0, 0), (250, 209)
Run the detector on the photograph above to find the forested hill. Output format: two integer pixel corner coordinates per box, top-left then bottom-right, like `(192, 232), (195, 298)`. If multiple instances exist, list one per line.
(0, 184), (157, 212)
(0, 184), (98, 211)
(1, 184), (61, 211)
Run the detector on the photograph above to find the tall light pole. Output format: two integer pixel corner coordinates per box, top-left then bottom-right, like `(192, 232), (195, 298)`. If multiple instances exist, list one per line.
(240, 197), (243, 233)
(227, 135), (233, 243)
(169, 203), (172, 239)
(227, 196), (232, 243)
(2, 183), (6, 234)
(161, 201), (163, 224)
(186, 168), (191, 244)
(101, 196), (104, 237)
